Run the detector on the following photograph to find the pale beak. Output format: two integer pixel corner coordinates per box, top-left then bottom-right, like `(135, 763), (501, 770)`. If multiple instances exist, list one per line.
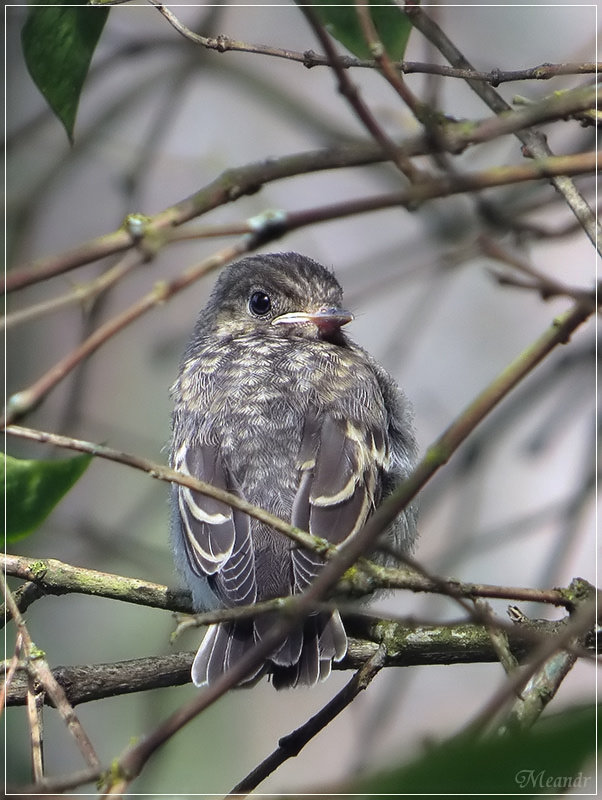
(272, 306), (353, 334)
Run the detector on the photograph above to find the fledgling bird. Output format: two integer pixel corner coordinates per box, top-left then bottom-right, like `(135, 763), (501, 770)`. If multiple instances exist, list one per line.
(170, 252), (417, 689)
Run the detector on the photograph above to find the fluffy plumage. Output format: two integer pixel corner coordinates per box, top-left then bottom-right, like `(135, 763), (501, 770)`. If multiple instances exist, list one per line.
(170, 252), (417, 688)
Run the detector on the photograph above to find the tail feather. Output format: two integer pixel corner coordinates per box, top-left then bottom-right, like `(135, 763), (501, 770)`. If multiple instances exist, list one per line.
(271, 611), (348, 689)
(191, 612), (348, 689)
(256, 613), (304, 667)
(191, 622), (263, 687)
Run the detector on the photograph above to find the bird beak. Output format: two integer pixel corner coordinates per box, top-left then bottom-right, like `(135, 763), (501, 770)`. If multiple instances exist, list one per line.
(272, 306), (354, 333)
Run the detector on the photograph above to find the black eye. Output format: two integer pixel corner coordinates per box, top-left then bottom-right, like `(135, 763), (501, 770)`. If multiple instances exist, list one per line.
(249, 291), (271, 316)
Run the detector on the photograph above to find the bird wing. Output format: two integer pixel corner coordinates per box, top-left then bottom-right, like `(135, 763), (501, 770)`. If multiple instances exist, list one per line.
(173, 441), (256, 606)
(291, 411), (387, 592)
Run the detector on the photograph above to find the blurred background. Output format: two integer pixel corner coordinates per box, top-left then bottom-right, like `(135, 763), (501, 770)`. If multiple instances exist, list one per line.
(5, 0), (597, 794)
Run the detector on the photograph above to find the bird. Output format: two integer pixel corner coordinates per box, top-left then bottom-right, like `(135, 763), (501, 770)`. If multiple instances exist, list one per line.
(169, 252), (417, 689)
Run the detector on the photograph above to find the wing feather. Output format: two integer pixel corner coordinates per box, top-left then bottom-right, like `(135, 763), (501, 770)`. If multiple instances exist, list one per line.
(291, 412), (388, 591)
(174, 441), (256, 605)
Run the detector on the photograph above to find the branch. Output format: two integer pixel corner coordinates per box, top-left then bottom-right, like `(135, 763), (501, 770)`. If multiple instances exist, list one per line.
(2, 551), (578, 634)
(480, 235), (598, 303)
(4, 110), (595, 296)
(229, 646), (387, 795)
(497, 607), (579, 733)
(1, 427), (325, 556)
(3, 142), (392, 293)
(100, 4), (598, 86)
(350, 559), (574, 609)
(3, 226), (135, 293)
(465, 591), (596, 736)
(5, 149), (595, 425)
(354, 0), (426, 122)
(403, 2), (601, 251)
(4, 249), (145, 330)
(4, 615), (570, 708)
(4, 239), (251, 423)
(8, 604), (594, 796)
(298, 3), (424, 182)
(2, 553), (192, 622)
(444, 84), (598, 152)
(0, 574), (101, 771)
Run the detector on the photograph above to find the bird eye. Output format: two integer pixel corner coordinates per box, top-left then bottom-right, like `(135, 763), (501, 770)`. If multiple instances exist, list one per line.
(249, 291), (272, 316)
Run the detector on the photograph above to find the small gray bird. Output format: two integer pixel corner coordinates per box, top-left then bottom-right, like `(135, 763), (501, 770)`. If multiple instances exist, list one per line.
(170, 252), (417, 689)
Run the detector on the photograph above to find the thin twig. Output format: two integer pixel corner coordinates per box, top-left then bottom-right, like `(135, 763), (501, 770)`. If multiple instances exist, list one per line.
(445, 84), (599, 153)
(403, 2), (600, 251)
(2, 549), (574, 633)
(5, 104), (595, 297)
(4, 249), (145, 330)
(480, 235), (597, 303)
(26, 680), (45, 782)
(3, 228), (135, 293)
(1, 431), (325, 556)
(5, 149), (595, 425)
(0, 574), (101, 771)
(0, 631), (24, 711)
(281, 150), (598, 229)
(474, 598), (519, 679)
(9, 766), (105, 796)
(229, 646), (387, 796)
(464, 595), (595, 736)
(500, 649), (578, 734)
(104, 4), (599, 85)
(3, 240), (251, 424)
(299, 4), (425, 183)
(354, 0), (425, 120)
(4, 141), (393, 293)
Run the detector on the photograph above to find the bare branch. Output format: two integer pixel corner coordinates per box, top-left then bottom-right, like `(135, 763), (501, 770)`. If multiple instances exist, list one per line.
(7, 608), (594, 710)
(465, 592), (595, 735)
(115, 3), (599, 87)
(229, 646), (387, 795)
(445, 84), (598, 152)
(3, 227), (135, 293)
(499, 640), (578, 732)
(4, 115), (595, 296)
(3, 240), (251, 424)
(2, 550), (577, 636)
(480, 235), (598, 303)
(298, 3), (425, 183)
(403, 2), (601, 251)
(0, 574), (101, 771)
(354, 0), (425, 121)
(5, 149), (595, 426)
(4, 249), (145, 330)
(1, 431), (324, 556)
(4, 142), (394, 293)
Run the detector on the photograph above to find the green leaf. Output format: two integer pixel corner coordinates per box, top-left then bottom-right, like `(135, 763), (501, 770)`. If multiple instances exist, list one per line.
(311, 0), (412, 62)
(353, 703), (597, 797)
(4, 452), (92, 542)
(21, 0), (109, 143)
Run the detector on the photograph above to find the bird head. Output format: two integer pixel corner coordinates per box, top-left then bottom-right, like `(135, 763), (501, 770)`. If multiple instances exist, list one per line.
(200, 252), (354, 344)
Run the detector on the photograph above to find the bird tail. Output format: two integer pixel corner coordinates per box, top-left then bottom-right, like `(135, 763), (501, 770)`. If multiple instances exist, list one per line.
(191, 611), (347, 689)
(191, 621), (264, 687)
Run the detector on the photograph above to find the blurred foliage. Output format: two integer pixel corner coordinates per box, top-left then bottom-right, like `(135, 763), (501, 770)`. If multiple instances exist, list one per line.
(350, 703), (597, 796)
(21, 0), (108, 142)
(310, 0), (413, 60)
(4, 452), (92, 542)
